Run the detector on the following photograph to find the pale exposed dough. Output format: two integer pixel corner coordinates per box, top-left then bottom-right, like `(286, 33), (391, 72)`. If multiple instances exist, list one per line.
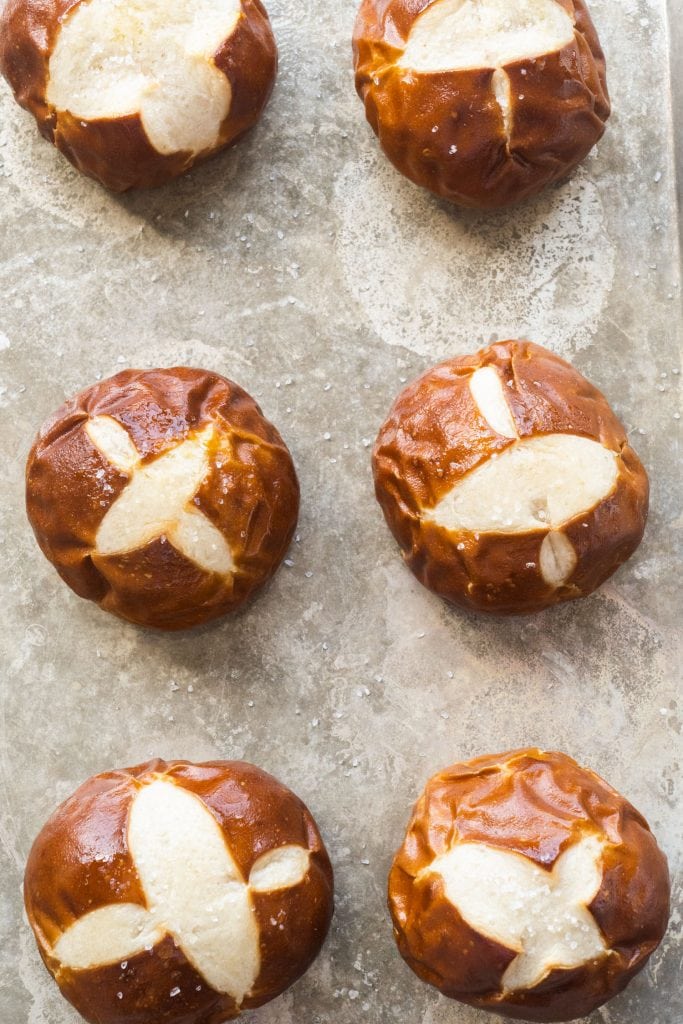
(424, 836), (607, 991)
(428, 434), (618, 533)
(86, 415), (138, 473)
(491, 67), (512, 138)
(49, 778), (311, 1004)
(540, 530), (578, 587)
(128, 779), (259, 1001)
(249, 845), (312, 892)
(398, 0), (575, 73)
(86, 415), (234, 576)
(53, 904), (163, 969)
(47, 0), (241, 155)
(469, 366), (518, 438)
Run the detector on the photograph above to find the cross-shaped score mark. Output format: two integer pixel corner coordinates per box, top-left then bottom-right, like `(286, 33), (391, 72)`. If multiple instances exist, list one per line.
(47, 0), (242, 155)
(398, 0), (576, 140)
(52, 780), (311, 1005)
(427, 366), (619, 587)
(85, 415), (234, 576)
(423, 836), (607, 991)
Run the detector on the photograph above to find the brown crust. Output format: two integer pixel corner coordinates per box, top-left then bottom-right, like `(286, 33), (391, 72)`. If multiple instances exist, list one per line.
(389, 749), (670, 1022)
(25, 759), (335, 1024)
(0, 0), (277, 191)
(25, 367), (300, 630)
(352, 0), (610, 208)
(372, 340), (649, 615)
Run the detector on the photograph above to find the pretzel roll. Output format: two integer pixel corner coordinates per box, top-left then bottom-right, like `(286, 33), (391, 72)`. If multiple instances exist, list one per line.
(389, 749), (670, 1021)
(26, 367), (299, 630)
(25, 759), (334, 1024)
(0, 0), (277, 191)
(372, 340), (648, 615)
(353, 0), (609, 208)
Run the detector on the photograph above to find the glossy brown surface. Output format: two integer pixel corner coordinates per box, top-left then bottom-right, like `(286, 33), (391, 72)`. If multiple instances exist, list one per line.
(25, 759), (335, 1024)
(25, 367), (300, 629)
(372, 340), (649, 615)
(389, 749), (670, 1022)
(0, 0), (277, 191)
(353, 0), (610, 208)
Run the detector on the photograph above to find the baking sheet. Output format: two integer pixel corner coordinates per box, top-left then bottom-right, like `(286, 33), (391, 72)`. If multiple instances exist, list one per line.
(0, 0), (681, 1021)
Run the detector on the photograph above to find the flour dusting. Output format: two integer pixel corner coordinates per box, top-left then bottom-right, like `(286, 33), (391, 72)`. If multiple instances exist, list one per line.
(0, 87), (142, 239)
(334, 149), (614, 359)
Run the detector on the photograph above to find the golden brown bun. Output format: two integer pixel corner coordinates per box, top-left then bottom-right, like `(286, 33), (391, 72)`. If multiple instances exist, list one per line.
(26, 367), (299, 630)
(372, 340), (648, 615)
(353, 0), (610, 208)
(389, 749), (670, 1022)
(0, 0), (277, 191)
(25, 759), (334, 1024)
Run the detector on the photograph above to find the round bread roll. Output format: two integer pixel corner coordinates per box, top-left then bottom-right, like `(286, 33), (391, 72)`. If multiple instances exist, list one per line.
(353, 0), (610, 208)
(0, 0), (277, 191)
(372, 340), (648, 615)
(389, 749), (670, 1022)
(26, 367), (299, 630)
(24, 759), (334, 1024)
